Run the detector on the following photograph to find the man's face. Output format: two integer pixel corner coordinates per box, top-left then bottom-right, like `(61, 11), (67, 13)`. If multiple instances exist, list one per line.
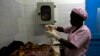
(70, 18), (78, 26)
(70, 11), (84, 26)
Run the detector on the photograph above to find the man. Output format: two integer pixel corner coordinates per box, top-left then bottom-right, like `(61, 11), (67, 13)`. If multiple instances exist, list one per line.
(45, 8), (91, 56)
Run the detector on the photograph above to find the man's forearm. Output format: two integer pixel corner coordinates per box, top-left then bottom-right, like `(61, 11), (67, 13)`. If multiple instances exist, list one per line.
(58, 38), (77, 49)
(56, 27), (64, 32)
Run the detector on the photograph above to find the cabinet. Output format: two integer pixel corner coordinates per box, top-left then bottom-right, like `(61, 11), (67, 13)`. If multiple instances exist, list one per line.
(37, 2), (55, 24)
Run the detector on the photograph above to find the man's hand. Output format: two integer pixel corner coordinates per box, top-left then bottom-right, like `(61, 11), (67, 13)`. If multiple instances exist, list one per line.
(45, 29), (60, 40)
(45, 24), (57, 31)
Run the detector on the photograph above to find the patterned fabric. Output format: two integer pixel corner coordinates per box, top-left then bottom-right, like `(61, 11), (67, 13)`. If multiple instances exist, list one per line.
(10, 42), (54, 56)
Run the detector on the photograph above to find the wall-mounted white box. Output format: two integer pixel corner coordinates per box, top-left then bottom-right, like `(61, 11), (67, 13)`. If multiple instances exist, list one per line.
(37, 2), (55, 24)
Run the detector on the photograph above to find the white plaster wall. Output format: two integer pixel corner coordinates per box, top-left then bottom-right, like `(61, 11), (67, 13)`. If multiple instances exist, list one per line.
(30, 0), (85, 43)
(54, 0), (85, 4)
(0, 0), (85, 48)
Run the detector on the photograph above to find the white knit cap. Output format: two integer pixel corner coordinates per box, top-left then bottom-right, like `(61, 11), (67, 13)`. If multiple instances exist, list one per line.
(72, 7), (87, 19)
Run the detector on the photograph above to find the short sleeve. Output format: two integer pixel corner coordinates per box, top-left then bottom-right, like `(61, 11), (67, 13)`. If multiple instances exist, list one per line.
(70, 30), (89, 48)
(64, 27), (72, 33)
(56, 27), (64, 32)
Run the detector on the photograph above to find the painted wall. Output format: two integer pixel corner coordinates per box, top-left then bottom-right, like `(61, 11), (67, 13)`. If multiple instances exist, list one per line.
(0, 0), (85, 48)
(85, 0), (100, 56)
(85, 0), (100, 38)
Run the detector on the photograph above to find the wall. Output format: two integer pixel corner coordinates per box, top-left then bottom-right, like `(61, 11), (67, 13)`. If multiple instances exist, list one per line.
(85, 0), (100, 55)
(29, 0), (85, 44)
(54, 0), (84, 4)
(28, 0), (85, 44)
(0, 0), (85, 48)
(85, 4), (100, 54)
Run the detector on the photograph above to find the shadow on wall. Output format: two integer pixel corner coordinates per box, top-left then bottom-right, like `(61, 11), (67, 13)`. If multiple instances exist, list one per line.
(32, 9), (46, 36)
